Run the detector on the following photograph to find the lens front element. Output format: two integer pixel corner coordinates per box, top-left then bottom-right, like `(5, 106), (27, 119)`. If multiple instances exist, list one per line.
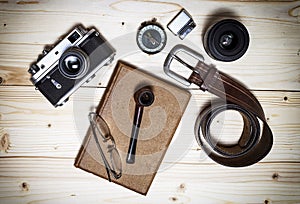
(204, 19), (249, 62)
(59, 48), (89, 79)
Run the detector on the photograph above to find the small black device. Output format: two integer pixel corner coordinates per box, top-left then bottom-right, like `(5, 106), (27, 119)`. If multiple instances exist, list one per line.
(126, 87), (155, 164)
(136, 19), (167, 54)
(28, 25), (116, 107)
(203, 19), (249, 62)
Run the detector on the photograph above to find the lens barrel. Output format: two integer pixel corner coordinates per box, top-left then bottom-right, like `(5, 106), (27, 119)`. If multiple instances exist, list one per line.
(59, 48), (88, 79)
(203, 19), (249, 62)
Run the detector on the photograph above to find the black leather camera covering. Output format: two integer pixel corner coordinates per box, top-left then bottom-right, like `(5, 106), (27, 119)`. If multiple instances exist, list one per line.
(36, 31), (114, 106)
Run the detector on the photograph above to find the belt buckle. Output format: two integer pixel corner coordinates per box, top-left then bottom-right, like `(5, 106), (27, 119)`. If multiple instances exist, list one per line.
(163, 44), (204, 86)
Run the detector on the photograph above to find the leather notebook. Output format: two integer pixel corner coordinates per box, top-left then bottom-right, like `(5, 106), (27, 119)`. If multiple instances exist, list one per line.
(74, 60), (191, 195)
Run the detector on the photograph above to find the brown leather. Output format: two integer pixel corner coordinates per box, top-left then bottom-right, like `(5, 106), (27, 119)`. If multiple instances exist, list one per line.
(189, 61), (273, 167)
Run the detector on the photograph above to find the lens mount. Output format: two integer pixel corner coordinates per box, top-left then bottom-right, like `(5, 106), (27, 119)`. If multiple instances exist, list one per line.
(204, 19), (249, 62)
(59, 47), (89, 79)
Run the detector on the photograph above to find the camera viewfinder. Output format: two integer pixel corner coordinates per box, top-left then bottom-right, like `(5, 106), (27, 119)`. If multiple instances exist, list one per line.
(68, 31), (81, 44)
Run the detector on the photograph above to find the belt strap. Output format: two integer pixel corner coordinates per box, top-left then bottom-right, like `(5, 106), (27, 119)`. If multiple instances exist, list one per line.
(164, 44), (273, 167)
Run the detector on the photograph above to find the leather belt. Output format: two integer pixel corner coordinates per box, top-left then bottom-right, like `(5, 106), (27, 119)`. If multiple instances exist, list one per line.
(164, 44), (273, 167)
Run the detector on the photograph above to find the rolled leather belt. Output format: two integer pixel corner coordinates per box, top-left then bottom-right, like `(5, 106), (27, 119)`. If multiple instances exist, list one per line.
(164, 44), (273, 167)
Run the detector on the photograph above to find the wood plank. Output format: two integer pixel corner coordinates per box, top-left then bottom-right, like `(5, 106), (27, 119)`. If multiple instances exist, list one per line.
(0, 157), (299, 203)
(0, 86), (299, 163)
(0, 0), (299, 89)
(0, 0), (300, 203)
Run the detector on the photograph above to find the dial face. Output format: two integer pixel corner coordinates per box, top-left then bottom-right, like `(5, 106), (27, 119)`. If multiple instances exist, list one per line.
(137, 24), (167, 54)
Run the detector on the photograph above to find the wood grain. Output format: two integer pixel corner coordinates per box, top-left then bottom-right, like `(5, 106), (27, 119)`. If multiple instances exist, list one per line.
(0, 0), (300, 203)
(0, 157), (299, 203)
(0, 0), (299, 89)
(0, 86), (299, 163)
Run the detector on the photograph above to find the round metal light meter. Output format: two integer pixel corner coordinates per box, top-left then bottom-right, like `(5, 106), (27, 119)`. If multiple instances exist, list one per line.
(136, 20), (167, 54)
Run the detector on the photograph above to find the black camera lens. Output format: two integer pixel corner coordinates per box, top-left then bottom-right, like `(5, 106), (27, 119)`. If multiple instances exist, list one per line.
(203, 19), (249, 62)
(59, 48), (88, 79)
(64, 56), (82, 73)
(219, 32), (236, 49)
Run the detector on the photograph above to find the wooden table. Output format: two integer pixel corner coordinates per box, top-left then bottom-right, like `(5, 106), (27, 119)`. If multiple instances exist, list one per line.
(0, 0), (299, 203)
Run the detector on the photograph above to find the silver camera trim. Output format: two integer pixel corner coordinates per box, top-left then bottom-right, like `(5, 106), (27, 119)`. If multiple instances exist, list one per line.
(29, 25), (116, 107)
(30, 26), (92, 84)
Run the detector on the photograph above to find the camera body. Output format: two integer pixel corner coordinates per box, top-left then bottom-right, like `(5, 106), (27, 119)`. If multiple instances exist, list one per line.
(28, 25), (116, 107)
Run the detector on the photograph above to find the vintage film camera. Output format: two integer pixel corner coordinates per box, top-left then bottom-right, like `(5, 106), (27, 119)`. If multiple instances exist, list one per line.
(28, 25), (116, 107)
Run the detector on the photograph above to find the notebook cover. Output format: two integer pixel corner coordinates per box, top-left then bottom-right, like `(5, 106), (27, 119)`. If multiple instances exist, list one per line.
(74, 60), (191, 195)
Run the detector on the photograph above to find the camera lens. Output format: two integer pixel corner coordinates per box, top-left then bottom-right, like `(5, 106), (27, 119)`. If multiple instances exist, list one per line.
(64, 56), (82, 73)
(59, 48), (88, 79)
(219, 33), (235, 49)
(203, 19), (249, 62)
